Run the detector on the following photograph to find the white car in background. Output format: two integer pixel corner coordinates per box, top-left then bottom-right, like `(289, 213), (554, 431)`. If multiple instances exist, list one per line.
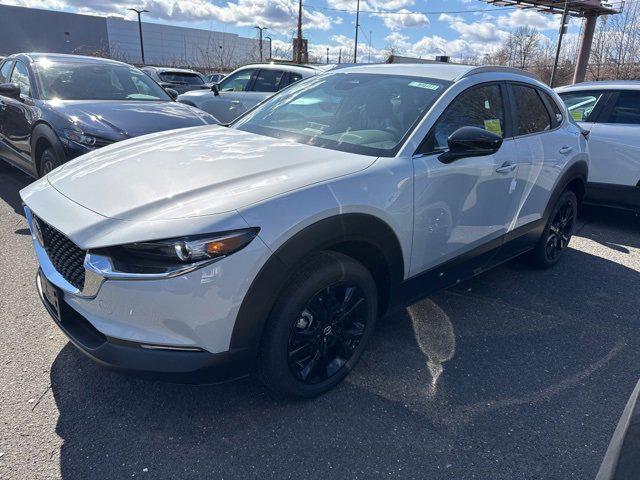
(556, 81), (640, 210)
(178, 63), (323, 123)
(21, 64), (588, 398)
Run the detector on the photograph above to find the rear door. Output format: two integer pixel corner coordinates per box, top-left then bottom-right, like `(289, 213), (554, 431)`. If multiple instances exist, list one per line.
(509, 83), (580, 230)
(585, 90), (640, 189)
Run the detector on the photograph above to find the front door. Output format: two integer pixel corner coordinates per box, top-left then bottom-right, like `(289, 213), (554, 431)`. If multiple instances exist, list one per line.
(410, 82), (518, 277)
(1, 60), (34, 171)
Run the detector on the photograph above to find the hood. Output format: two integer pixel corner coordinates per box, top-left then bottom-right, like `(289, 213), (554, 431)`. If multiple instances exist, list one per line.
(44, 100), (216, 139)
(46, 126), (376, 221)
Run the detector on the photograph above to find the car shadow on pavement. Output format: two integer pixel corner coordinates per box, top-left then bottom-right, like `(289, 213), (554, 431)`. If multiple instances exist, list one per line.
(0, 162), (32, 222)
(48, 212), (640, 480)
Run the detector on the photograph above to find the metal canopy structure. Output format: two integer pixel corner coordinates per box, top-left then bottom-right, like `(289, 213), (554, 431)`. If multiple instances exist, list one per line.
(485, 0), (621, 17)
(484, 1), (623, 85)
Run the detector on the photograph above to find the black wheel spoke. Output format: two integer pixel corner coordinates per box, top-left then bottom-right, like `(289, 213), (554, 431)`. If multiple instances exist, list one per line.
(287, 282), (369, 385)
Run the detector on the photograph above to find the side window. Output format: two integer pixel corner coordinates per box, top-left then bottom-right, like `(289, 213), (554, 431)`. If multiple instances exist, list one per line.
(251, 69), (285, 92)
(541, 91), (563, 125)
(285, 72), (304, 88)
(425, 84), (505, 153)
(218, 69), (255, 92)
(557, 91), (604, 122)
(0, 60), (14, 84)
(10, 61), (31, 96)
(512, 85), (551, 135)
(602, 91), (640, 125)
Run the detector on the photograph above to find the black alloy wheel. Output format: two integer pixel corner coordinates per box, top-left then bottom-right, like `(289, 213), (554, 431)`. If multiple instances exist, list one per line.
(545, 199), (575, 260)
(39, 147), (63, 177)
(258, 251), (377, 398)
(530, 189), (578, 267)
(287, 283), (368, 384)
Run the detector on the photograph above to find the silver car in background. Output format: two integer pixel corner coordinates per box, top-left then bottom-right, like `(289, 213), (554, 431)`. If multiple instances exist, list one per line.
(178, 63), (322, 123)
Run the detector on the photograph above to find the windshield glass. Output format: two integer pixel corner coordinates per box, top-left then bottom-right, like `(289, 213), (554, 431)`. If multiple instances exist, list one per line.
(232, 73), (450, 157)
(160, 72), (204, 85)
(33, 61), (172, 101)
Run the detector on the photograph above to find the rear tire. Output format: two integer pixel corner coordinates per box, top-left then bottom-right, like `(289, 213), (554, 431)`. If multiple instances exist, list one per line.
(258, 252), (377, 399)
(530, 190), (578, 268)
(38, 147), (63, 177)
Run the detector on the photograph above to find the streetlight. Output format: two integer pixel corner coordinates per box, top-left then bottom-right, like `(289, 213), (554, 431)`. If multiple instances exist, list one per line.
(265, 36), (273, 60)
(254, 26), (268, 62)
(128, 8), (149, 64)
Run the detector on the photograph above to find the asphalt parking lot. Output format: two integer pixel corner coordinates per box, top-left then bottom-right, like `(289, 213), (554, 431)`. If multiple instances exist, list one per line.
(0, 162), (639, 480)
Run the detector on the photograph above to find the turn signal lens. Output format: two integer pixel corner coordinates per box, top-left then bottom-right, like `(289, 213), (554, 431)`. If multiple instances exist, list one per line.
(170, 229), (260, 263)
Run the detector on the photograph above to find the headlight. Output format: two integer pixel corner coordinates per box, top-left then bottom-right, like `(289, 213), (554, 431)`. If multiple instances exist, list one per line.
(101, 228), (260, 274)
(62, 128), (97, 147)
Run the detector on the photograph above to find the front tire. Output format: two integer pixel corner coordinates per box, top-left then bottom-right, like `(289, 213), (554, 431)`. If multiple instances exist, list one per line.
(530, 190), (578, 267)
(258, 252), (377, 399)
(38, 147), (63, 177)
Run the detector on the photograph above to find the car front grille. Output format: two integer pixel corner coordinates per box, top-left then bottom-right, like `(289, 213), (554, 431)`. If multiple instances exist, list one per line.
(36, 217), (86, 290)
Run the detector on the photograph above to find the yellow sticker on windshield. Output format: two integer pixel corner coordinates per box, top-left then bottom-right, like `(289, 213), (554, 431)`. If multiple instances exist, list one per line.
(408, 81), (440, 90)
(571, 110), (583, 121)
(484, 119), (502, 136)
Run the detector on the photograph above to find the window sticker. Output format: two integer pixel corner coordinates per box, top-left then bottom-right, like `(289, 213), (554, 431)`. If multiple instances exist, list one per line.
(570, 110), (583, 121)
(483, 119), (502, 136)
(408, 81), (440, 90)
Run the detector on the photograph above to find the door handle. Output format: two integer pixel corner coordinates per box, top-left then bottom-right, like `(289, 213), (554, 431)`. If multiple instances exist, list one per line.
(559, 146), (573, 155)
(496, 161), (517, 174)
(230, 100), (241, 105)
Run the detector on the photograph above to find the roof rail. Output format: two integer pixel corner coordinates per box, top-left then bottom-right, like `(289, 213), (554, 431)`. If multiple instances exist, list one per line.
(455, 65), (540, 82)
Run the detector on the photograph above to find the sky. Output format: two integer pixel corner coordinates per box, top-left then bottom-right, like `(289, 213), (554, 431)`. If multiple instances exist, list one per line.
(1, 0), (583, 62)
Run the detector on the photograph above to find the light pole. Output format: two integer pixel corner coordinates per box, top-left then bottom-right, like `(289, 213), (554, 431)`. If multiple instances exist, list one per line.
(128, 8), (149, 64)
(254, 26), (268, 62)
(296, 0), (303, 63)
(265, 36), (273, 60)
(353, 0), (360, 63)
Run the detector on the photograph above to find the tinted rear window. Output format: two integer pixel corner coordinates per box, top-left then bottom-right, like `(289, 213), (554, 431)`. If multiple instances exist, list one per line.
(512, 85), (551, 135)
(160, 72), (204, 85)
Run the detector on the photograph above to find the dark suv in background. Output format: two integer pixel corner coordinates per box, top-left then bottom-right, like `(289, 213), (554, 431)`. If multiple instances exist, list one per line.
(140, 66), (210, 94)
(0, 53), (217, 177)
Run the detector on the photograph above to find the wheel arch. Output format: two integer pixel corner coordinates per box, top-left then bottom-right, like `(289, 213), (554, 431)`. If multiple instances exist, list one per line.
(30, 122), (65, 175)
(229, 213), (405, 358)
(545, 160), (588, 220)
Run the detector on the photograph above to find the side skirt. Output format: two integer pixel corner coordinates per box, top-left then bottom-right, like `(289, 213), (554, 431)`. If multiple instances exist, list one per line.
(393, 219), (544, 308)
(584, 182), (640, 211)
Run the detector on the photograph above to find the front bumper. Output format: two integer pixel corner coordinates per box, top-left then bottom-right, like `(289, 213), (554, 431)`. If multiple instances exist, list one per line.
(36, 269), (252, 383)
(21, 197), (271, 383)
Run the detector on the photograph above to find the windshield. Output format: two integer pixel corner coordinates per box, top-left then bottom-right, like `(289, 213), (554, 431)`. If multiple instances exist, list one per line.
(232, 73), (450, 157)
(33, 61), (172, 101)
(160, 72), (204, 85)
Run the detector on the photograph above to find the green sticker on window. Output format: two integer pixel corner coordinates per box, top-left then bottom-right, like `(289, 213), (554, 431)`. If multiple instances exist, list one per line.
(570, 110), (583, 121)
(483, 119), (502, 136)
(408, 81), (440, 90)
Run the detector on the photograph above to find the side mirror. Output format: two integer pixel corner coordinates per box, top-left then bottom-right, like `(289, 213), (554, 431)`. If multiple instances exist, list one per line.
(0, 83), (21, 100)
(165, 88), (179, 100)
(438, 126), (503, 164)
(211, 83), (220, 96)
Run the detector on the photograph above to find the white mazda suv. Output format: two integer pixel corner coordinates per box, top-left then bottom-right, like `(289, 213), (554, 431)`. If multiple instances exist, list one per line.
(21, 64), (588, 398)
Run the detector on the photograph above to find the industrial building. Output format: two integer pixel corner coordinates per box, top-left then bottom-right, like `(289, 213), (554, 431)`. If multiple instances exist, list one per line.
(0, 4), (260, 70)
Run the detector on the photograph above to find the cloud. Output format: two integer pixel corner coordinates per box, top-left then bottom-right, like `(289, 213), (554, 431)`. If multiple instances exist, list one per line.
(438, 13), (509, 44)
(497, 9), (559, 30)
(375, 8), (428, 31)
(5, 0), (336, 34)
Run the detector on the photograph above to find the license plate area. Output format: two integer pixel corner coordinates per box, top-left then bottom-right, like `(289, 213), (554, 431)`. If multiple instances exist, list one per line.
(38, 270), (62, 321)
